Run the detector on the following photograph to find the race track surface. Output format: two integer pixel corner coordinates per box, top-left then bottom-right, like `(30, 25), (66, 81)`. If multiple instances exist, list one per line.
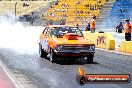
(0, 48), (132, 88)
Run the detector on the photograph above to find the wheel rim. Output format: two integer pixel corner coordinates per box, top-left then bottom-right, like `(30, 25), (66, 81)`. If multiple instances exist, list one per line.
(39, 44), (41, 55)
(39, 44), (43, 56)
(50, 51), (53, 62)
(79, 57), (87, 64)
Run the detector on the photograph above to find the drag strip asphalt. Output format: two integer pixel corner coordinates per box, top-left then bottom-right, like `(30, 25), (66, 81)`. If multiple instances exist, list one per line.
(0, 48), (132, 88)
(0, 61), (17, 88)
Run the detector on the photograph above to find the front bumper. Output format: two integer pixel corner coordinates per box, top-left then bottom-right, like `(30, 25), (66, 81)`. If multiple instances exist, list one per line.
(54, 50), (95, 56)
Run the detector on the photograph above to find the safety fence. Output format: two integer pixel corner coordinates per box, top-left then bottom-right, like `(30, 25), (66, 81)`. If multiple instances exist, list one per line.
(83, 31), (115, 50)
(119, 41), (132, 54)
(83, 31), (132, 55)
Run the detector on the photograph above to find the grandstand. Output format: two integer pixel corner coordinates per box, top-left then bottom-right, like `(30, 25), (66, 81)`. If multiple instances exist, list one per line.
(97, 0), (132, 30)
(1, 0), (131, 30)
(43, 0), (107, 25)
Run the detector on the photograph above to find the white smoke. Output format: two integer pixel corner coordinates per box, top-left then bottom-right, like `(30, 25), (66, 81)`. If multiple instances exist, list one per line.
(0, 14), (44, 55)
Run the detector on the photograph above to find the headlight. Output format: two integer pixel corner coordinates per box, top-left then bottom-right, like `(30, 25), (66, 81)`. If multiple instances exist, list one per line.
(56, 45), (63, 51)
(89, 46), (95, 51)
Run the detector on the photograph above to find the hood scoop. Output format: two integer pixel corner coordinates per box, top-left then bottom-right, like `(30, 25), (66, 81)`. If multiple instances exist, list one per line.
(64, 33), (79, 40)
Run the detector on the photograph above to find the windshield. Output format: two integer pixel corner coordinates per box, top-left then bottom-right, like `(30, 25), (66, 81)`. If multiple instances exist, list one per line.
(51, 27), (83, 37)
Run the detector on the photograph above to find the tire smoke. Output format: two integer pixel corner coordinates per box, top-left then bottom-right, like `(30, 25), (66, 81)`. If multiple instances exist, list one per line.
(0, 15), (44, 54)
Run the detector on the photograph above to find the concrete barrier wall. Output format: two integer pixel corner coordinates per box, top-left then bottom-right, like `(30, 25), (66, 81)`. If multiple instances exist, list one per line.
(119, 41), (132, 53)
(83, 31), (115, 50)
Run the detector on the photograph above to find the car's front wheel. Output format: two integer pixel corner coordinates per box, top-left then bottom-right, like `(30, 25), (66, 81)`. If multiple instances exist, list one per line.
(39, 44), (47, 58)
(86, 54), (94, 63)
(49, 49), (57, 63)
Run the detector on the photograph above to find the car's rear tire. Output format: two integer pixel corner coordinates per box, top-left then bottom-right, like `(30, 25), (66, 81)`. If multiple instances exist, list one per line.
(86, 54), (94, 63)
(49, 49), (57, 63)
(39, 44), (47, 58)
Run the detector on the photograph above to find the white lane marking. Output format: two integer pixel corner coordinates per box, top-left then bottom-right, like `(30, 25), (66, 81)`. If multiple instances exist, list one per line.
(0, 60), (21, 88)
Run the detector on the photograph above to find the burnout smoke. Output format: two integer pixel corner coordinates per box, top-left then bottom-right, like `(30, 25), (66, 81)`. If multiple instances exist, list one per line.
(0, 15), (44, 54)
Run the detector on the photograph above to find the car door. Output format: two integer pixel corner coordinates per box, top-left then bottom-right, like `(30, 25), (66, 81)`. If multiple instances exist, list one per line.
(40, 27), (49, 53)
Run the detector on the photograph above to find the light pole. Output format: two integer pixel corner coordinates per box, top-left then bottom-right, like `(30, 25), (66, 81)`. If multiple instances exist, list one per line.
(15, 2), (17, 21)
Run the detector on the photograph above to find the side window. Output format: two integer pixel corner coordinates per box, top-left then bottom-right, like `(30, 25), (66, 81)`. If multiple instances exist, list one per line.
(43, 27), (48, 34)
(45, 28), (51, 36)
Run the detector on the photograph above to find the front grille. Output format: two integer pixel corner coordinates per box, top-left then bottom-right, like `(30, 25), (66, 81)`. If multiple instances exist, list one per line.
(62, 46), (90, 51)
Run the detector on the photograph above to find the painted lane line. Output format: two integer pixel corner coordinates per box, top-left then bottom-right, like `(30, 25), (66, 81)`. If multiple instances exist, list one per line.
(0, 60), (22, 88)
